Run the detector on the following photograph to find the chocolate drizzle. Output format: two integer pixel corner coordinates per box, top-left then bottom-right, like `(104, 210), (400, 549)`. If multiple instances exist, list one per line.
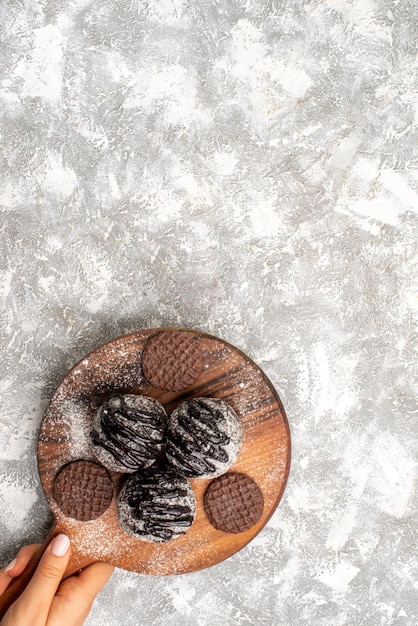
(118, 465), (196, 542)
(91, 395), (167, 472)
(166, 398), (241, 477)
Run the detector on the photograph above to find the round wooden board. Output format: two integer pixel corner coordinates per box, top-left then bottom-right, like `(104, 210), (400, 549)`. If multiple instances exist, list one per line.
(38, 328), (291, 575)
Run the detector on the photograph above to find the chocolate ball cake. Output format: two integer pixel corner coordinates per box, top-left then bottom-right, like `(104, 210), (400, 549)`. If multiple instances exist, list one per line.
(91, 394), (167, 473)
(117, 464), (196, 543)
(166, 398), (242, 478)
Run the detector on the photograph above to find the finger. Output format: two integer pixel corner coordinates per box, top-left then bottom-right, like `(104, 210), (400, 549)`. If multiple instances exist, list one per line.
(73, 561), (114, 596)
(11, 534), (71, 623)
(48, 562), (114, 626)
(0, 545), (42, 596)
(58, 561), (114, 602)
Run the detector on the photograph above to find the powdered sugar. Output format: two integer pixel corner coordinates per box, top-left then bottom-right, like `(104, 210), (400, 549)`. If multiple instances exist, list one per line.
(37, 330), (289, 576)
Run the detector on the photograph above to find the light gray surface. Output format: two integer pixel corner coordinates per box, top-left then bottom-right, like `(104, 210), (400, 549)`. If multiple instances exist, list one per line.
(1, 1), (417, 625)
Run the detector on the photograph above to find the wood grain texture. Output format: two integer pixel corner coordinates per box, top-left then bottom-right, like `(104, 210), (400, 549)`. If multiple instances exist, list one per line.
(37, 328), (291, 575)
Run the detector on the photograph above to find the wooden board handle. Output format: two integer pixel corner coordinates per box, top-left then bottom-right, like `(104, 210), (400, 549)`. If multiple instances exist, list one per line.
(0, 525), (94, 621)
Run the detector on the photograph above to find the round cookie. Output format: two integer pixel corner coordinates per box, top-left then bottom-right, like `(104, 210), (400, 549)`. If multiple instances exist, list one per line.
(142, 331), (204, 391)
(117, 464), (196, 543)
(91, 394), (167, 473)
(166, 397), (242, 478)
(54, 460), (113, 521)
(204, 472), (264, 533)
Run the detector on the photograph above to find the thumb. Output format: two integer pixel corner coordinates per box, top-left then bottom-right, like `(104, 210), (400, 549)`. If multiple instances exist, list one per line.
(12, 535), (71, 623)
(0, 544), (42, 596)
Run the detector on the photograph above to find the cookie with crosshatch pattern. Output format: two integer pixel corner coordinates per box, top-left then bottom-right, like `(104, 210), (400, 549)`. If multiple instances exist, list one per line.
(203, 472), (264, 533)
(53, 460), (113, 521)
(142, 330), (204, 391)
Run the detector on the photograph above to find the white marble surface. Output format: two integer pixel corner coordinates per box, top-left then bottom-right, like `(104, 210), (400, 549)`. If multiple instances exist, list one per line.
(0, 1), (417, 624)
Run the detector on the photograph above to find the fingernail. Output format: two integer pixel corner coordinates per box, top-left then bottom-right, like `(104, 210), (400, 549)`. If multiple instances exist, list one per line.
(4, 558), (17, 573)
(51, 534), (71, 557)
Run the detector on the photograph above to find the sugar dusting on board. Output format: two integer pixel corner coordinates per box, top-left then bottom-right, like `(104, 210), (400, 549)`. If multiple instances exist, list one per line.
(40, 393), (94, 461)
(38, 330), (289, 576)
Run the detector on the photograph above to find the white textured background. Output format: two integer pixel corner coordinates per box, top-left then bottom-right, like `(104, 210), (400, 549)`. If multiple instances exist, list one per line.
(0, 1), (417, 625)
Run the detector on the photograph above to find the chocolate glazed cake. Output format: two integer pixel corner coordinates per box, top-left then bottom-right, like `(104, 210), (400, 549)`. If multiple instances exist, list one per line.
(166, 398), (242, 478)
(117, 464), (196, 543)
(91, 394), (167, 473)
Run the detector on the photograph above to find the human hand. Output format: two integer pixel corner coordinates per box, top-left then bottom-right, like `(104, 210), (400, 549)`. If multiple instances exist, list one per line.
(0, 535), (114, 626)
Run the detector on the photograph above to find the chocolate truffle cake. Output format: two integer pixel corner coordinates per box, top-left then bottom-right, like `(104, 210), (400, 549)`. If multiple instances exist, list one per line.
(91, 394), (167, 473)
(166, 398), (242, 478)
(117, 464), (196, 543)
